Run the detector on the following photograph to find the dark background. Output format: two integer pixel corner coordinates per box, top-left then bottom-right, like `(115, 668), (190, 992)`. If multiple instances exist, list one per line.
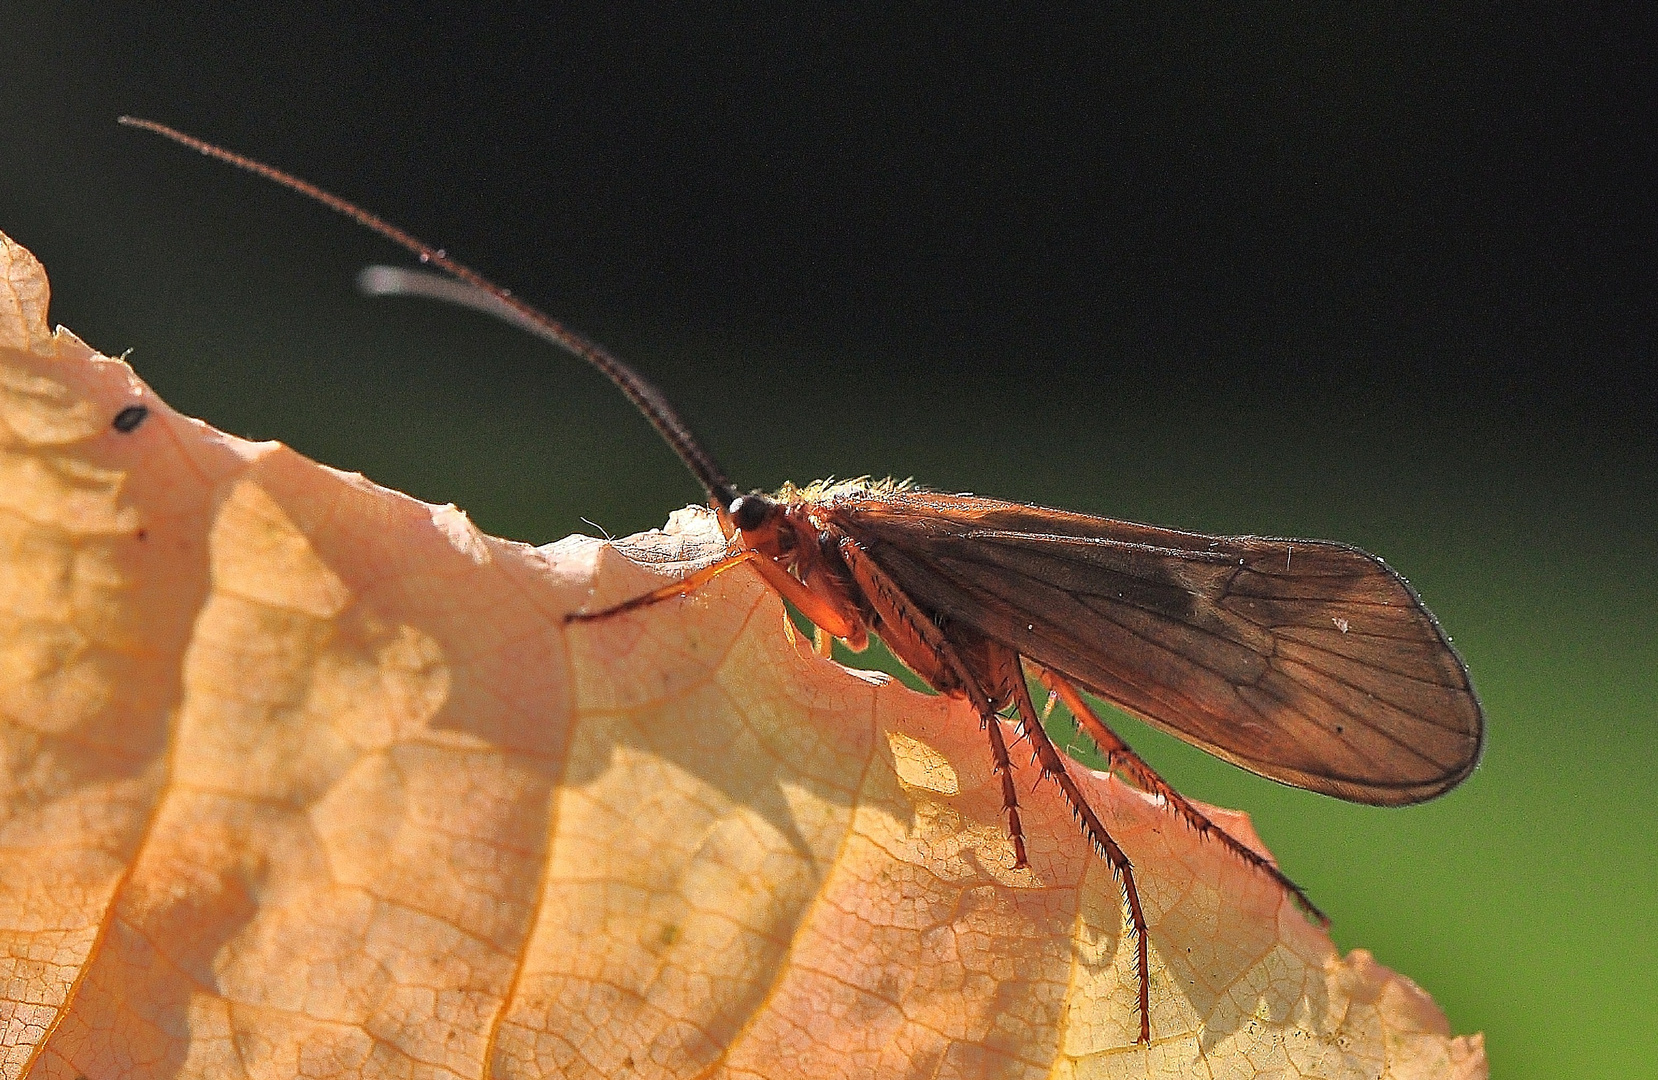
(5, 5), (1655, 1076)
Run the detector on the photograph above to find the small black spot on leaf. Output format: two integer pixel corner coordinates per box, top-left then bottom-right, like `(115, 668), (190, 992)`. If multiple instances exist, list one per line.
(112, 404), (149, 433)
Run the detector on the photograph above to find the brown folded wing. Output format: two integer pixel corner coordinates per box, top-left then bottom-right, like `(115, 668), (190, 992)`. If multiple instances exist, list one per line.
(825, 490), (1484, 806)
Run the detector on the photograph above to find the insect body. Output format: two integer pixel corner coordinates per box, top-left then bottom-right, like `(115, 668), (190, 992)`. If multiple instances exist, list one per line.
(122, 117), (1486, 1045)
(585, 476), (1482, 1041)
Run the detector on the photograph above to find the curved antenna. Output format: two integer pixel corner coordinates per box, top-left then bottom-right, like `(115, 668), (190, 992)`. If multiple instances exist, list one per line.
(356, 264), (544, 336)
(118, 116), (742, 510)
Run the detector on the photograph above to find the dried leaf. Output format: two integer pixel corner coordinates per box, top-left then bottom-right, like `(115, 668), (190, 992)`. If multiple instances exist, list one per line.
(0, 232), (1486, 1079)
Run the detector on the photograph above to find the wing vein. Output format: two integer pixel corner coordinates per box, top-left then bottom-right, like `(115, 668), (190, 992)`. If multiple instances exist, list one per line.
(1268, 662), (1459, 771)
(1273, 630), (1472, 690)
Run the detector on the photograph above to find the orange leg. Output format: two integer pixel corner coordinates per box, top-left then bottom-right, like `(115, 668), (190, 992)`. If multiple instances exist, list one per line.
(833, 533), (1030, 870)
(1004, 650), (1151, 1044)
(566, 544), (865, 645)
(1035, 665), (1326, 925)
(565, 548), (760, 622)
(981, 710), (1028, 870)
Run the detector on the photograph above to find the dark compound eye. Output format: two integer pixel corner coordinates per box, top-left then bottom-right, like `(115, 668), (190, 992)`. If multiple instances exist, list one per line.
(112, 404), (149, 433)
(728, 494), (773, 531)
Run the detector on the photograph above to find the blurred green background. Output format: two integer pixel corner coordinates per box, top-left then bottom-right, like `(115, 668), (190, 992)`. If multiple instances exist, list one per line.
(5, 6), (1654, 1076)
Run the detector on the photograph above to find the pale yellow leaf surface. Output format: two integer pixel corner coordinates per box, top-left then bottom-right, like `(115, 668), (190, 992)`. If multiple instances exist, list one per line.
(0, 232), (1486, 1079)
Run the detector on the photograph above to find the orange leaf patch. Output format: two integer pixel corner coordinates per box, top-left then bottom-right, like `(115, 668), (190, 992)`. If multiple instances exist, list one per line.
(0, 232), (1486, 1079)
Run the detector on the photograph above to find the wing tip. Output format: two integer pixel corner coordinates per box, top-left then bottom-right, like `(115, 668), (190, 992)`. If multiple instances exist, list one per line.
(1260, 718), (1487, 806)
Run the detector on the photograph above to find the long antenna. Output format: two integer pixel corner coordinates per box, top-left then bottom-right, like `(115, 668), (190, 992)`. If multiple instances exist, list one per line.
(118, 116), (743, 510)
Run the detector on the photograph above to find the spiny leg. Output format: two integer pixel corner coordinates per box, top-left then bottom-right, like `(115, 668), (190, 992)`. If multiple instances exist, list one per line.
(832, 532), (1033, 869)
(1035, 665), (1327, 925)
(981, 705), (1029, 870)
(1004, 650), (1151, 1044)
